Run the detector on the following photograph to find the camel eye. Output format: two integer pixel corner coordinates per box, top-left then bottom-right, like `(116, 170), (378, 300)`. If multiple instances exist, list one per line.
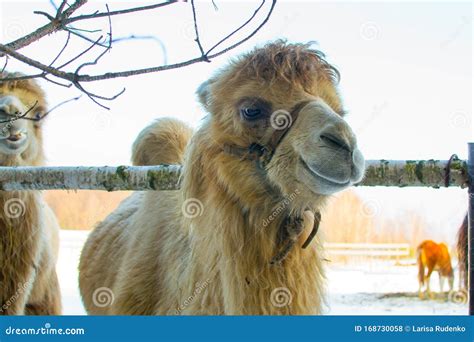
(238, 97), (271, 122)
(241, 107), (262, 120)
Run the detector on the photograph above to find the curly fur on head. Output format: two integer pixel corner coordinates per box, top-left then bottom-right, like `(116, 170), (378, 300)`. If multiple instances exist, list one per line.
(0, 72), (48, 114)
(0, 72), (49, 166)
(238, 40), (340, 89)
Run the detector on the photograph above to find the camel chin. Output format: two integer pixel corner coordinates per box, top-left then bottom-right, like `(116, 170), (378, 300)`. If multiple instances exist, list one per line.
(297, 146), (365, 195)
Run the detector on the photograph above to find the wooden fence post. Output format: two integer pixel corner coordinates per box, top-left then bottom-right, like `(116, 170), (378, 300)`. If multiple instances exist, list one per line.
(467, 143), (474, 315)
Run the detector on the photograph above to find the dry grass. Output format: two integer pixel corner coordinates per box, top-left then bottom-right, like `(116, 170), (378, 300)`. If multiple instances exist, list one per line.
(44, 190), (131, 230)
(45, 188), (432, 252)
(321, 190), (430, 249)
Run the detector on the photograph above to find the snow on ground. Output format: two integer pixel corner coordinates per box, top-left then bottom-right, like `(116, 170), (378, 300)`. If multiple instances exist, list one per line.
(59, 231), (468, 315)
(326, 263), (468, 315)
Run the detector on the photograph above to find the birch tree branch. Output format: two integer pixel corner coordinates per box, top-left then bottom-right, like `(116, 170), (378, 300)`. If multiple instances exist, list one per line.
(0, 165), (182, 191)
(0, 160), (469, 191)
(0, 0), (175, 57)
(362, 159), (468, 188)
(0, 0), (277, 108)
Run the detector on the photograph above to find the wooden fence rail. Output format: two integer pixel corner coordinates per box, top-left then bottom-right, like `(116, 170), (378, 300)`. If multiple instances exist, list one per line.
(324, 243), (411, 257)
(0, 159), (469, 191)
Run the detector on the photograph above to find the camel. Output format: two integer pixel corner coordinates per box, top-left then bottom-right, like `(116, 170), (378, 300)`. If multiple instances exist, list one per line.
(79, 41), (365, 315)
(417, 240), (454, 298)
(0, 72), (61, 315)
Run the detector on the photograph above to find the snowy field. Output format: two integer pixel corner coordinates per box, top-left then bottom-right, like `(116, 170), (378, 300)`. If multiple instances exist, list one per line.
(326, 264), (467, 315)
(58, 231), (468, 315)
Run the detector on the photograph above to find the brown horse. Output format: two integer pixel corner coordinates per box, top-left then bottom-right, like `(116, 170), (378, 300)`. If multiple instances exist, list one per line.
(417, 240), (454, 297)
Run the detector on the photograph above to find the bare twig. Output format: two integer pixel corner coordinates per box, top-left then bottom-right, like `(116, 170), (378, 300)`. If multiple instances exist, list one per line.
(55, 0), (68, 19)
(1, 0), (177, 57)
(111, 35), (168, 65)
(0, 101), (38, 123)
(0, 44), (71, 79)
(65, 27), (108, 48)
(0, 95), (81, 124)
(66, 1), (178, 23)
(34, 10), (56, 22)
(2, 0), (276, 82)
(70, 5), (126, 109)
(57, 35), (104, 69)
(0, 57), (8, 73)
(205, 0), (266, 56)
(49, 0), (59, 11)
(67, 27), (101, 34)
(43, 75), (72, 88)
(191, 0), (208, 61)
(0, 0), (277, 108)
(33, 95), (82, 121)
(49, 31), (71, 67)
(0, 0), (88, 57)
(205, 0), (276, 59)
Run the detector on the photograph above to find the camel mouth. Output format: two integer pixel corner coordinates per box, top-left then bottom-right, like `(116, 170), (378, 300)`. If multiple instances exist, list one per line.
(300, 157), (351, 186)
(0, 133), (28, 154)
(298, 157), (352, 195)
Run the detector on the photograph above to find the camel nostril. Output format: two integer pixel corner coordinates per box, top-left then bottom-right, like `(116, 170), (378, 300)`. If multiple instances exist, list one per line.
(320, 133), (351, 152)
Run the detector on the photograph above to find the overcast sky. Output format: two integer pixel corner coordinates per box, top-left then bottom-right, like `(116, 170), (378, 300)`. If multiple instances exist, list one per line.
(1, 0), (472, 240)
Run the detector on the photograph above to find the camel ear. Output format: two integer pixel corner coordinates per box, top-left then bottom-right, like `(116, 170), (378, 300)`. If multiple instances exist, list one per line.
(196, 79), (214, 110)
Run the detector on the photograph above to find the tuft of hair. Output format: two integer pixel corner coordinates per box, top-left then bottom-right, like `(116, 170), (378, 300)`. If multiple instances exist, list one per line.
(131, 118), (193, 166)
(235, 39), (340, 90)
(0, 71), (48, 112)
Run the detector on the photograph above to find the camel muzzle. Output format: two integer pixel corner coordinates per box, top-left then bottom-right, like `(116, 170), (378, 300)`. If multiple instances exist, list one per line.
(222, 100), (326, 265)
(222, 99), (365, 265)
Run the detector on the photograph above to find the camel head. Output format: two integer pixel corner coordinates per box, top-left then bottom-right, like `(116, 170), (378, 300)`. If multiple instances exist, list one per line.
(197, 41), (364, 210)
(0, 72), (47, 165)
